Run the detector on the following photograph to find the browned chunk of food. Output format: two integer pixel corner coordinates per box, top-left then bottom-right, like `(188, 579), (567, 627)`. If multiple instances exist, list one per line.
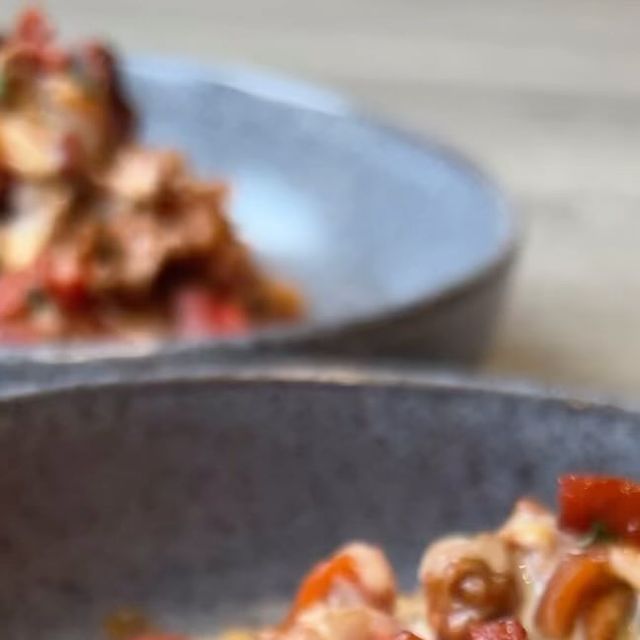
(535, 550), (635, 639)
(420, 536), (518, 640)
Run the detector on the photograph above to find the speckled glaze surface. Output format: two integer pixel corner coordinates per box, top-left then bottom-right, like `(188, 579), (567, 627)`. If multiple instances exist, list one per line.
(0, 57), (516, 367)
(0, 363), (638, 639)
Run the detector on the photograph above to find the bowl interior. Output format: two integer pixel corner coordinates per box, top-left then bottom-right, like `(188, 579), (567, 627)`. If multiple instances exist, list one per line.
(0, 370), (638, 639)
(126, 57), (513, 325)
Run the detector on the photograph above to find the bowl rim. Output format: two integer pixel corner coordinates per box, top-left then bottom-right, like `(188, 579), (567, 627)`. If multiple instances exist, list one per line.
(1, 358), (637, 421)
(0, 55), (520, 365)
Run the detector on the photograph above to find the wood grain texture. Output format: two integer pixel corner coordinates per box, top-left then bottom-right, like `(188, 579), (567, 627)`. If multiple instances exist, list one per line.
(10, 0), (640, 395)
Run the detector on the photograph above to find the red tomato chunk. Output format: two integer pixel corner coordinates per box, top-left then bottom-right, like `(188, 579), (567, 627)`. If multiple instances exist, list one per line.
(559, 474), (640, 545)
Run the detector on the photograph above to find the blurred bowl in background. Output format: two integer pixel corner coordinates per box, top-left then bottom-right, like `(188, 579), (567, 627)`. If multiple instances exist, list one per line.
(0, 57), (518, 368)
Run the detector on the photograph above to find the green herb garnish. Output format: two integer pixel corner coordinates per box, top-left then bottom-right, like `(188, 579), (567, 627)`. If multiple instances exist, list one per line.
(579, 520), (617, 547)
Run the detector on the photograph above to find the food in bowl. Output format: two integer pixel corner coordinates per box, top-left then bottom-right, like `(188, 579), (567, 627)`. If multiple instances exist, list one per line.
(0, 10), (300, 342)
(107, 474), (640, 640)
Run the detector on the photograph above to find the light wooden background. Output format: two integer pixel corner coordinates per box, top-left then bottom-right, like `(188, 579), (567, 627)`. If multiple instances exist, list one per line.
(12, 1), (640, 396)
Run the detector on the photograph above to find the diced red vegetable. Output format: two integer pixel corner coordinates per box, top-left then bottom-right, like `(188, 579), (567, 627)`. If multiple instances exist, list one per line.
(289, 551), (359, 619)
(285, 543), (395, 625)
(11, 9), (69, 71)
(0, 320), (40, 343)
(0, 269), (37, 319)
(558, 474), (640, 545)
(14, 8), (53, 46)
(40, 253), (89, 310)
(470, 619), (528, 640)
(174, 286), (248, 338)
(213, 300), (249, 334)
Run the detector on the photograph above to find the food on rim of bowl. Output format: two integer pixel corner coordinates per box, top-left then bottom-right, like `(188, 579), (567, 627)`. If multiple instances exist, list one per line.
(0, 9), (301, 343)
(106, 474), (640, 640)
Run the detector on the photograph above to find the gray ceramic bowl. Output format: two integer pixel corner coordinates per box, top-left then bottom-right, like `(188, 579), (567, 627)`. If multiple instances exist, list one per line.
(0, 57), (516, 367)
(0, 362), (637, 640)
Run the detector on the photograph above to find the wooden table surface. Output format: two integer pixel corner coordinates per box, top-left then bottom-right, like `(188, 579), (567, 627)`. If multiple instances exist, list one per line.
(12, 0), (640, 396)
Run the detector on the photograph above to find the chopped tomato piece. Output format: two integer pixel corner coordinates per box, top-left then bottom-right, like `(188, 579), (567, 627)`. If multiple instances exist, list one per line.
(285, 543), (396, 623)
(14, 8), (53, 45)
(40, 254), (89, 310)
(470, 619), (528, 640)
(0, 269), (38, 319)
(11, 10), (68, 71)
(174, 286), (248, 338)
(289, 551), (359, 618)
(213, 300), (249, 334)
(0, 320), (40, 343)
(558, 474), (640, 545)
